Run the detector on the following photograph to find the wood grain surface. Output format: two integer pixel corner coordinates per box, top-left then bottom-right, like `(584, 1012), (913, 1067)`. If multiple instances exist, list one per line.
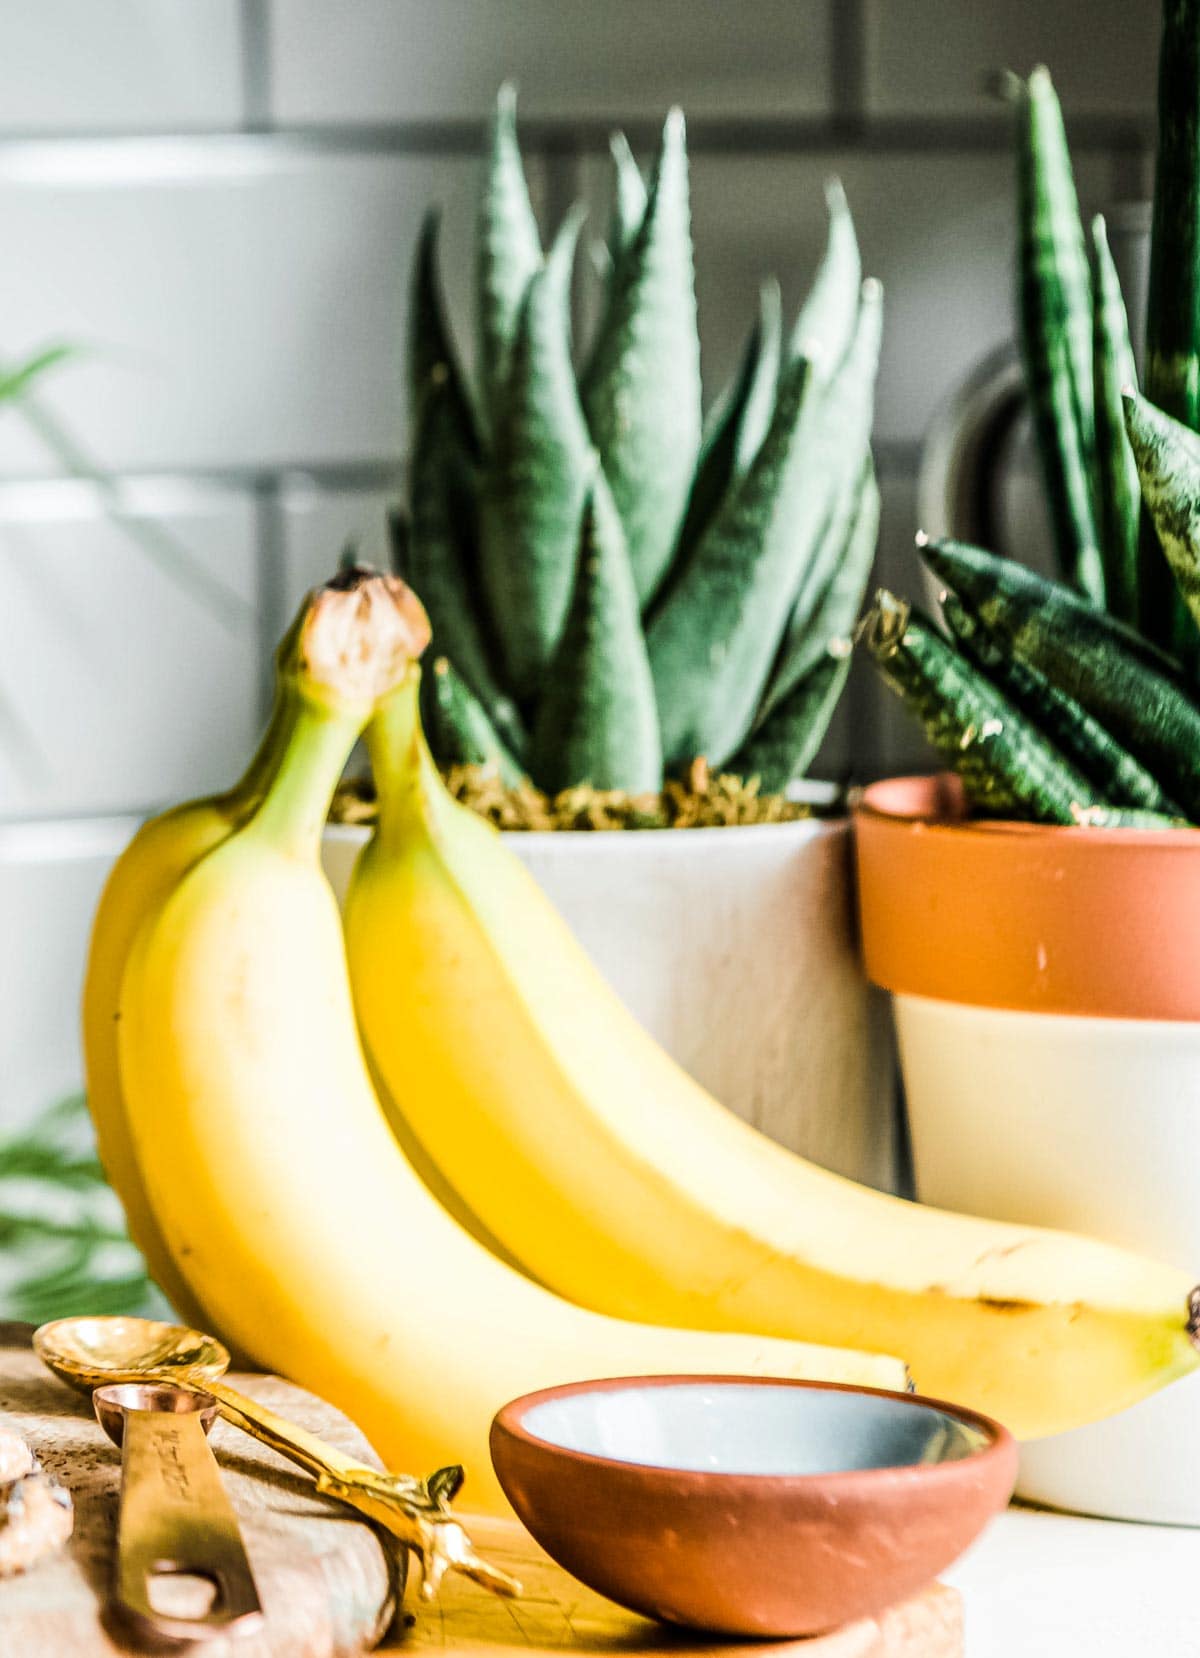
(389, 1514), (963, 1658)
(0, 1323), (398, 1657)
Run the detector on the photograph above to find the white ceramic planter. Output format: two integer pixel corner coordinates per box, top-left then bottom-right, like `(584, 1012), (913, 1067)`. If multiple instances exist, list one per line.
(323, 813), (897, 1190)
(5, 803), (897, 1196)
(897, 993), (1200, 1524)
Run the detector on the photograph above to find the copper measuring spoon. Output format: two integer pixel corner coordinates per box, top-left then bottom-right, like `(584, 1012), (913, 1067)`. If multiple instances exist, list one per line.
(93, 1380), (263, 1643)
(35, 1316), (519, 1600)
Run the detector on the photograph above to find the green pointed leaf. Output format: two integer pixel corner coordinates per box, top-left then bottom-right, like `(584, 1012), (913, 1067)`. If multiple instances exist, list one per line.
(1017, 66), (1102, 595)
(763, 460), (880, 714)
(477, 83), (542, 426)
(1090, 215), (1141, 625)
(665, 279), (782, 597)
(729, 648), (851, 792)
(1124, 388), (1200, 637)
(422, 656), (526, 784)
(608, 131), (647, 261)
(409, 209), (482, 462)
(919, 535), (1200, 818)
(1140, 1), (1200, 659)
(733, 280), (784, 473)
(580, 135), (647, 395)
(530, 478), (662, 793)
(788, 283), (882, 626)
(941, 587), (1180, 814)
(788, 178), (861, 376)
(863, 593), (1099, 823)
(648, 282), (880, 769)
(1145, 0), (1200, 432)
(582, 108), (702, 607)
(646, 355), (816, 767)
(479, 209), (593, 701)
(408, 380), (525, 754)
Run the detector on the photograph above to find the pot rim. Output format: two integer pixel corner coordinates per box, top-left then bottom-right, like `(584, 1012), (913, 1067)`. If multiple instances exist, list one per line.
(858, 773), (1200, 849)
(490, 1373), (1014, 1495)
(322, 813), (847, 851)
(854, 773), (1200, 1020)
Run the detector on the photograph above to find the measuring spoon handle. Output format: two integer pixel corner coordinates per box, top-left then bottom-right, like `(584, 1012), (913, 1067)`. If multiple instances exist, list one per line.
(163, 1371), (366, 1484)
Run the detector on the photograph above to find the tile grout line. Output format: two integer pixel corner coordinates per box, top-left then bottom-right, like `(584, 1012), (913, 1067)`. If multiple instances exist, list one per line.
(0, 115), (1154, 162)
(238, 0), (273, 133)
(828, 0), (868, 141)
(0, 442), (921, 503)
(252, 474), (285, 724)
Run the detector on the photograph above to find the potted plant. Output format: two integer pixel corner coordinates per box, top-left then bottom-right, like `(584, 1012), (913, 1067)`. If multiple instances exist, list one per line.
(322, 90), (897, 1191)
(854, 0), (1200, 1522)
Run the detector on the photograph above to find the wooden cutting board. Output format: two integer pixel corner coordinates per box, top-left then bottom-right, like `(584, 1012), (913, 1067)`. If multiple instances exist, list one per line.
(389, 1515), (962, 1658)
(0, 1326), (960, 1657)
(0, 1323), (398, 1657)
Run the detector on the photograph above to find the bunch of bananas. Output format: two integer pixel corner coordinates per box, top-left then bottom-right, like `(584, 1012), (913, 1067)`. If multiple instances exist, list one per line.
(84, 571), (1200, 1514)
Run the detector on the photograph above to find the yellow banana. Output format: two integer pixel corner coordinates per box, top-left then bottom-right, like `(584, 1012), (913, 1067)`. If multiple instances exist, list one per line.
(82, 679), (293, 1325)
(117, 574), (906, 1515)
(344, 674), (1200, 1439)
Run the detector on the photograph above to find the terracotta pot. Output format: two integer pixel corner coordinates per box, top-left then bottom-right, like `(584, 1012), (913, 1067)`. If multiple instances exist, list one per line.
(323, 802), (898, 1191)
(854, 774), (1200, 1523)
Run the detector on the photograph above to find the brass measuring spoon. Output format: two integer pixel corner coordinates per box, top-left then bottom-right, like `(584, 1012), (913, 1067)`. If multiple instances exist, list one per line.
(35, 1316), (519, 1600)
(93, 1381), (264, 1643)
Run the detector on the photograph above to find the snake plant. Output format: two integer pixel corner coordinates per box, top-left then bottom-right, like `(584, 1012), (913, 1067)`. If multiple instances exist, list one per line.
(395, 87), (881, 796)
(863, 2), (1200, 825)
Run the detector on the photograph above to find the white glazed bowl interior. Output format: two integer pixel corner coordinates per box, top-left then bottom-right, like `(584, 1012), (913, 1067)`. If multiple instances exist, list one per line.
(519, 1383), (987, 1476)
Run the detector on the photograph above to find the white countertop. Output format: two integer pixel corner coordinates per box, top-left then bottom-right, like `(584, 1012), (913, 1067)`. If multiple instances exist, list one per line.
(945, 1505), (1200, 1656)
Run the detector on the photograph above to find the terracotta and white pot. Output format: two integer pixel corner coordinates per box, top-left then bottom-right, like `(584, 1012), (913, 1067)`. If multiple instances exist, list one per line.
(323, 802), (898, 1192)
(855, 773), (1200, 1524)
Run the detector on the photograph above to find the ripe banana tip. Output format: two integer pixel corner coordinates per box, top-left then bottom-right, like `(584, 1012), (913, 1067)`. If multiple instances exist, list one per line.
(1187, 1287), (1200, 1352)
(302, 568), (431, 702)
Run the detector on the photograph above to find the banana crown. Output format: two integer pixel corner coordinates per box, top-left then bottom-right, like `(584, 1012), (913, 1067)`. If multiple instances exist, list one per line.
(298, 568), (431, 709)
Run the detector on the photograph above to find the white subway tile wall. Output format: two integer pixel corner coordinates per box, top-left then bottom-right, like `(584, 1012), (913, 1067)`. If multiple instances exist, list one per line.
(276, 477), (398, 630)
(0, 479), (260, 816)
(863, 0), (1158, 122)
(0, 3), (245, 135)
(267, 1), (833, 124)
(0, 1), (1155, 821)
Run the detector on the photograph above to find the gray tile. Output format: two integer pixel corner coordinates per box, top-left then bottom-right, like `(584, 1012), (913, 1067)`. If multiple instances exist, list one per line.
(863, 0), (1157, 122)
(0, 2), (244, 134)
(268, 0), (831, 125)
(0, 478), (261, 818)
(0, 814), (135, 1128)
(275, 477), (399, 636)
(850, 468), (937, 781)
(0, 143), (546, 477)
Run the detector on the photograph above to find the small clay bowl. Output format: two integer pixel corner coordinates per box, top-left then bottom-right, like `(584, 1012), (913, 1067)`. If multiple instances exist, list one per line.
(491, 1375), (1016, 1638)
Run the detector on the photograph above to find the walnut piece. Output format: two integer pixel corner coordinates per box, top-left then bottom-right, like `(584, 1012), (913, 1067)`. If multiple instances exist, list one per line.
(0, 1431), (34, 1484)
(0, 1470), (74, 1576)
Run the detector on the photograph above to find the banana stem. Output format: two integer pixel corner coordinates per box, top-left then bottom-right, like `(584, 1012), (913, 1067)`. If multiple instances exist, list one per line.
(244, 692), (368, 860)
(218, 678), (298, 819)
(366, 672), (445, 850)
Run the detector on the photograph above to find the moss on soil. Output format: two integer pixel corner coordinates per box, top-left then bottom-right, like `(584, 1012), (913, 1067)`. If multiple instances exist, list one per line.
(331, 757), (822, 832)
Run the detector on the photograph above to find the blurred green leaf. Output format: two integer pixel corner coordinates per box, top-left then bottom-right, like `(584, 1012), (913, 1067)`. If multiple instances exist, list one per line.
(0, 1094), (166, 1325)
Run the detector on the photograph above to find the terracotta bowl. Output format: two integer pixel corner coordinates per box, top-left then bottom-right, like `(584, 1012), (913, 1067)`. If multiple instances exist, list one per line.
(490, 1375), (1015, 1638)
